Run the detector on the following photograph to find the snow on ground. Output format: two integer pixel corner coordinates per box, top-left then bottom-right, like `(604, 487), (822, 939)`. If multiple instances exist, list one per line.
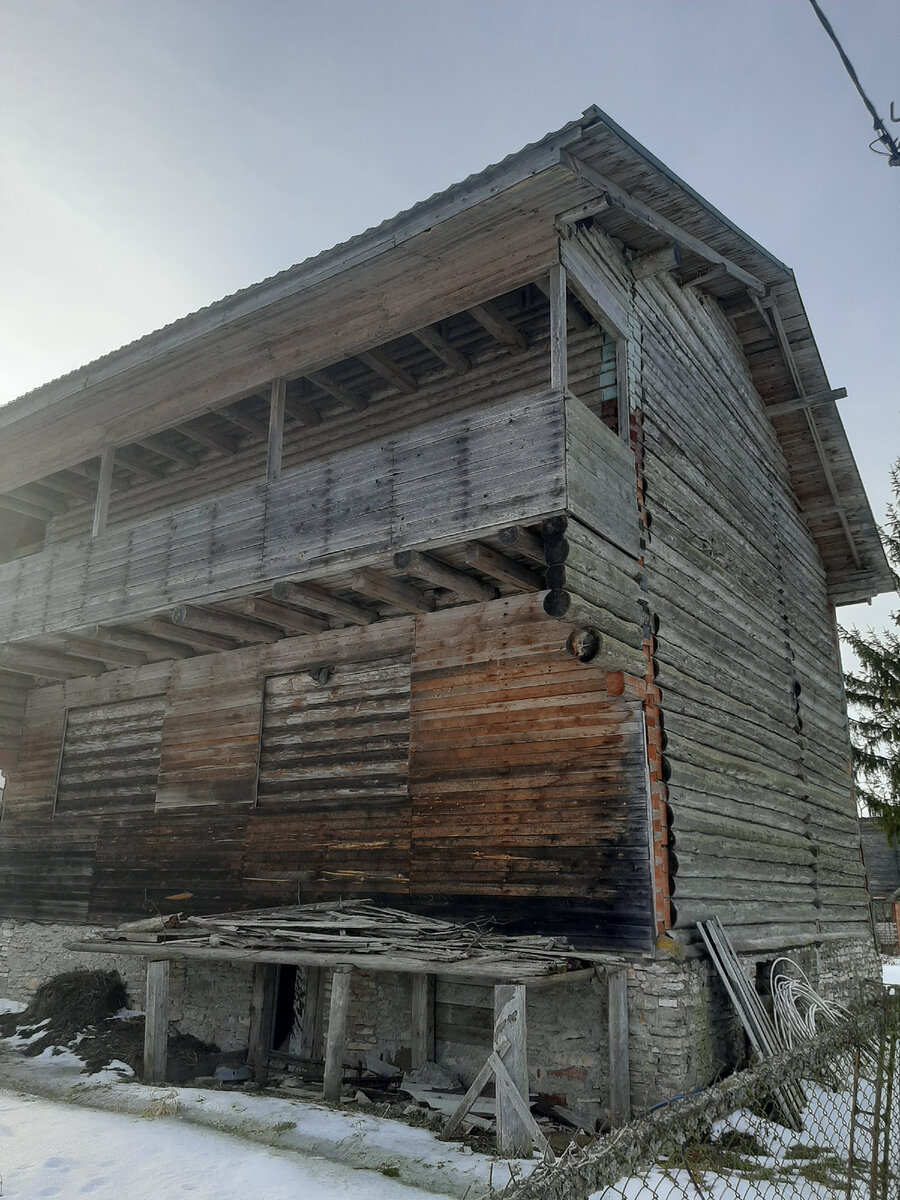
(0, 1087), (448, 1200)
(882, 955), (900, 986)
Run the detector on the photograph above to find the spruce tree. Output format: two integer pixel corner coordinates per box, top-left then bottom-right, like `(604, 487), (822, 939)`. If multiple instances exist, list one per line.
(843, 459), (900, 840)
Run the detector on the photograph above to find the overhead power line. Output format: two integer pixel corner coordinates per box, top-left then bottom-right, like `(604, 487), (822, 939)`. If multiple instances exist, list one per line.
(808, 0), (900, 167)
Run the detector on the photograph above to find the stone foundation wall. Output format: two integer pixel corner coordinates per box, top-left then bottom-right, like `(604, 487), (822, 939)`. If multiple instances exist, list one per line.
(0, 920), (882, 1113)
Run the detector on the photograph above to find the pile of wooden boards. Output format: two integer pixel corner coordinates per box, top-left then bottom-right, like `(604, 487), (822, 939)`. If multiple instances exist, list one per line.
(105, 899), (589, 973)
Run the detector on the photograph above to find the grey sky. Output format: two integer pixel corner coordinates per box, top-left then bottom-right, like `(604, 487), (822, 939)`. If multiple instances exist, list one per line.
(1, 0), (897, 635)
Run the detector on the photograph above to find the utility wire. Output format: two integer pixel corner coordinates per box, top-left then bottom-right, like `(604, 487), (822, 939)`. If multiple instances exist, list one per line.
(809, 0), (900, 167)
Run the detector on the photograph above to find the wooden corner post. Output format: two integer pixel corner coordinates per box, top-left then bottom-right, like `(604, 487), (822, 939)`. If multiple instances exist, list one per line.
(494, 983), (531, 1158)
(323, 964), (352, 1102)
(549, 263), (568, 393)
(143, 958), (170, 1084)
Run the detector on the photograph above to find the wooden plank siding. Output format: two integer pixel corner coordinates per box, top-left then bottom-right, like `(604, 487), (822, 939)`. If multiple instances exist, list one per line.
(409, 597), (654, 950)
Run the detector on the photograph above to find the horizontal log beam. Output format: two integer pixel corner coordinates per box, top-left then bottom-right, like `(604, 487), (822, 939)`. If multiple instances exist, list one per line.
(0, 644), (105, 679)
(464, 544), (543, 591)
(272, 580), (376, 626)
(235, 596), (329, 635)
(496, 526), (546, 565)
(393, 549), (495, 602)
(468, 302), (528, 352)
(358, 348), (418, 394)
(140, 619), (236, 653)
(37, 472), (97, 502)
(351, 567), (435, 613)
(172, 605), (281, 644)
(113, 448), (165, 480)
(543, 590), (646, 674)
(81, 625), (195, 660)
(213, 403), (269, 437)
(412, 326), (469, 374)
(51, 634), (147, 668)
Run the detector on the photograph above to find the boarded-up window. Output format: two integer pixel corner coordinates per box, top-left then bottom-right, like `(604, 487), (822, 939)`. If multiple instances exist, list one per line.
(55, 697), (164, 815)
(256, 658), (410, 806)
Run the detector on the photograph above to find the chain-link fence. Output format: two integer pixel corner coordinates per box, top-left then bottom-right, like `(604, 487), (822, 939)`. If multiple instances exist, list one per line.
(503, 991), (900, 1200)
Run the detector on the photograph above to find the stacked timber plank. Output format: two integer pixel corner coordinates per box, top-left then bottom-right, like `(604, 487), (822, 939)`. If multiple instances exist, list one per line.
(90, 900), (593, 979)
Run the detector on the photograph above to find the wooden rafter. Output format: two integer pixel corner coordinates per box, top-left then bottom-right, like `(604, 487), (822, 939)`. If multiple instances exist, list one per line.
(358, 348), (418, 394)
(305, 370), (367, 413)
(175, 418), (238, 456)
(81, 625), (195, 661)
(232, 596), (329, 635)
(468, 302), (528, 352)
(464, 544), (543, 591)
(411, 326), (470, 374)
(134, 434), (198, 467)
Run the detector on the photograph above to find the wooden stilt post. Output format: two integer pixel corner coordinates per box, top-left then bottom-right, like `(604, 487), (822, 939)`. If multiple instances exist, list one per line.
(298, 965), (325, 1062)
(144, 959), (169, 1084)
(494, 983), (531, 1158)
(323, 965), (352, 1103)
(410, 973), (434, 1069)
(247, 963), (278, 1084)
(607, 968), (631, 1126)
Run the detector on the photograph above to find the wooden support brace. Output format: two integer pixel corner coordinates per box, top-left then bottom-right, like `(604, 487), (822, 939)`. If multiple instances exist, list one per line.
(142, 619), (235, 653)
(358, 348), (418, 394)
(144, 959), (170, 1084)
(410, 973), (434, 1069)
(176, 418), (238, 455)
(247, 963), (278, 1084)
(323, 965), (352, 1103)
(412, 326), (469, 374)
(468, 302), (528, 352)
(306, 371), (367, 413)
(496, 526), (546, 566)
(236, 596), (329, 635)
(607, 968), (631, 1127)
(92, 447), (115, 539)
(83, 625), (194, 660)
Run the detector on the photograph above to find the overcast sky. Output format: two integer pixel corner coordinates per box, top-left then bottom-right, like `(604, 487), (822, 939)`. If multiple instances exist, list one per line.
(1, 0), (897, 632)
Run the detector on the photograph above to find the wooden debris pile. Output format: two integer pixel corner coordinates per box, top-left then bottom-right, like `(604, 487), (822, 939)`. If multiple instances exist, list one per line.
(99, 900), (590, 974)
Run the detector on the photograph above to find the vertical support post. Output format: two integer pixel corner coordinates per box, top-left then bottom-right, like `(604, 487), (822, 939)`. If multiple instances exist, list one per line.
(92, 446), (115, 539)
(266, 377), (286, 484)
(615, 339), (631, 444)
(548, 263), (568, 393)
(607, 968), (631, 1126)
(298, 965), (325, 1062)
(494, 983), (531, 1158)
(247, 963), (278, 1084)
(410, 973), (434, 1068)
(143, 958), (169, 1084)
(323, 965), (352, 1102)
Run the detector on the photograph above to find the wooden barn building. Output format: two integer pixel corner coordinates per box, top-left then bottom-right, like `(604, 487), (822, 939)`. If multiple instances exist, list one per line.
(0, 107), (891, 1115)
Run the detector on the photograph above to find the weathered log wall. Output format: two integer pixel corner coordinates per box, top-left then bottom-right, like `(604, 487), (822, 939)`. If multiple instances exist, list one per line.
(0, 595), (654, 949)
(567, 221), (868, 949)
